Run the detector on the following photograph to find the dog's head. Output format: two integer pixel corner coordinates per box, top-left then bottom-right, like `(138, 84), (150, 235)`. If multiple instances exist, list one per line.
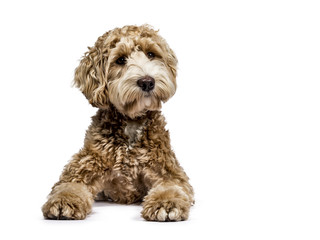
(74, 25), (177, 118)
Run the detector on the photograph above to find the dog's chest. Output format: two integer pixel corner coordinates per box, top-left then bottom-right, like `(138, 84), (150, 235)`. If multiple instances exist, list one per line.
(98, 120), (149, 203)
(124, 120), (145, 146)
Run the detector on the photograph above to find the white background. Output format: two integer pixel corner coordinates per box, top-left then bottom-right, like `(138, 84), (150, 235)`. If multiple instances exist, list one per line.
(0, 0), (319, 239)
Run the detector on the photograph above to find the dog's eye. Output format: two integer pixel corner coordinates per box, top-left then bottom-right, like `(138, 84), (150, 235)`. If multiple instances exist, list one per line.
(116, 56), (126, 65)
(147, 52), (155, 59)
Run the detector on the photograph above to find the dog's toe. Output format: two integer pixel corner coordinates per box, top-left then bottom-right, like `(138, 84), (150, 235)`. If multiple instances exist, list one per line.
(168, 207), (180, 221)
(157, 207), (167, 221)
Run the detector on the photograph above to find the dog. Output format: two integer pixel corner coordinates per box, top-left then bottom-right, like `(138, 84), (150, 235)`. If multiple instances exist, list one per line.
(42, 25), (194, 221)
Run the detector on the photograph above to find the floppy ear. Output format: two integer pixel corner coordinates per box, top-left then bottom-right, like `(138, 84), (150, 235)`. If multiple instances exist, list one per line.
(166, 47), (178, 79)
(73, 41), (109, 108)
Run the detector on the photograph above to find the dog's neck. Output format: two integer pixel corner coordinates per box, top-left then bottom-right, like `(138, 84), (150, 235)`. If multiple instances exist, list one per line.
(93, 106), (158, 147)
(94, 104), (157, 126)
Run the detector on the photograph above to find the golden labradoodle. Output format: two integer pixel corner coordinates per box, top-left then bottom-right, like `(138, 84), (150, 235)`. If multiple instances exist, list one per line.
(42, 25), (194, 221)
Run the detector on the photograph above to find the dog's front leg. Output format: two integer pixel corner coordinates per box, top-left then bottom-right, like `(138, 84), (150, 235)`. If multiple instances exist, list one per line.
(42, 149), (104, 220)
(141, 178), (194, 222)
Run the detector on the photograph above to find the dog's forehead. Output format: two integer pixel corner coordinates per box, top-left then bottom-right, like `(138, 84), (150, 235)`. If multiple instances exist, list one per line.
(106, 28), (155, 46)
(108, 35), (163, 59)
(117, 37), (136, 48)
(108, 37), (139, 59)
(117, 36), (157, 49)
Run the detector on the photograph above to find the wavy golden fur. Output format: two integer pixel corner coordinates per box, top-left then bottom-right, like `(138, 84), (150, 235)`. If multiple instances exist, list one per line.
(42, 25), (194, 221)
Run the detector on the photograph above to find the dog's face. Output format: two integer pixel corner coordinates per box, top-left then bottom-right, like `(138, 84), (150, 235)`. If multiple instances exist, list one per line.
(74, 25), (177, 118)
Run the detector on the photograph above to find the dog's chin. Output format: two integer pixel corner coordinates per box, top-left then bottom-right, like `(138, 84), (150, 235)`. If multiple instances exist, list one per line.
(121, 96), (162, 119)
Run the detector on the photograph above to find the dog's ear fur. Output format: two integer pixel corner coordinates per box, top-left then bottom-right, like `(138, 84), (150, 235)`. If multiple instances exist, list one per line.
(74, 34), (110, 107)
(166, 47), (178, 79)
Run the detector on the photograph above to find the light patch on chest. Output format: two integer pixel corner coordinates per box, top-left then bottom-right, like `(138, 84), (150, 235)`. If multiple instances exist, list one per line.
(124, 120), (145, 146)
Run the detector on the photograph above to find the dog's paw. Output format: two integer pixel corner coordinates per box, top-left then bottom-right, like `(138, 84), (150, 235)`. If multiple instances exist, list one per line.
(141, 186), (191, 221)
(42, 191), (91, 220)
(142, 199), (190, 221)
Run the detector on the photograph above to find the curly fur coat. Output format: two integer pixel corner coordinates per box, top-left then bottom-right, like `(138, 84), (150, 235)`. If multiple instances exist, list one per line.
(42, 25), (194, 221)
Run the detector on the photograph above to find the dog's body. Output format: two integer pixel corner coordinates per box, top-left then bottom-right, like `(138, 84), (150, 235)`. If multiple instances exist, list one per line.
(42, 25), (194, 221)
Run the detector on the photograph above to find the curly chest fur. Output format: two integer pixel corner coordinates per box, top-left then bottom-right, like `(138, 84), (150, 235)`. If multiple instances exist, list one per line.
(97, 119), (151, 203)
(124, 120), (145, 147)
(87, 110), (172, 204)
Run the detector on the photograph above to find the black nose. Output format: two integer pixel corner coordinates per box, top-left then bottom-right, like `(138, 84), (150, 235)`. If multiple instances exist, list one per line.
(137, 76), (155, 92)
